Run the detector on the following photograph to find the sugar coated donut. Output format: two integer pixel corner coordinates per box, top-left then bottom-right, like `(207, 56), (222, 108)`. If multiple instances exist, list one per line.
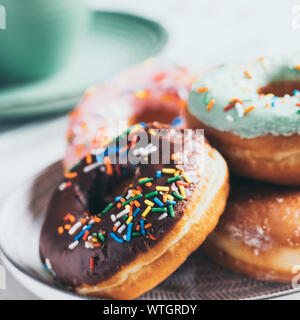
(40, 122), (229, 299)
(204, 177), (300, 283)
(65, 59), (194, 171)
(186, 54), (300, 185)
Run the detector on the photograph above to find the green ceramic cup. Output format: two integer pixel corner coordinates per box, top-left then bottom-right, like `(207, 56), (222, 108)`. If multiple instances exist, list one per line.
(0, 0), (88, 83)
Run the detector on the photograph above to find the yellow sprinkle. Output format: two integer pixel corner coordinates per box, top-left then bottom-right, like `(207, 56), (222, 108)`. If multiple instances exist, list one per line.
(174, 170), (181, 176)
(156, 186), (170, 192)
(206, 99), (215, 111)
(166, 194), (174, 201)
(265, 93), (274, 98)
(126, 216), (133, 224)
(182, 172), (191, 184)
(142, 206), (152, 217)
(179, 185), (187, 199)
(125, 204), (130, 209)
(144, 199), (154, 207)
(197, 86), (209, 93)
(265, 103), (270, 108)
(134, 90), (150, 99)
(244, 105), (255, 115)
(149, 129), (157, 136)
(162, 168), (176, 174)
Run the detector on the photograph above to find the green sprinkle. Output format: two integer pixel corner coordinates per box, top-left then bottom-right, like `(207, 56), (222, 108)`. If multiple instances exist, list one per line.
(172, 191), (184, 200)
(167, 175), (181, 183)
(132, 231), (142, 237)
(122, 194), (143, 206)
(69, 161), (81, 172)
(98, 232), (105, 242)
(152, 207), (167, 213)
(101, 202), (114, 216)
(92, 232), (97, 237)
(123, 214), (128, 221)
(168, 205), (175, 218)
(297, 110), (300, 114)
(138, 178), (154, 184)
(145, 191), (159, 198)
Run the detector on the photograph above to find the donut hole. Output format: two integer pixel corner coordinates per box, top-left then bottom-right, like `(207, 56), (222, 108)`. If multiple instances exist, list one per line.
(258, 80), (300, 97)
(87, 170), (135, 215)
(128, 105), (181, 125)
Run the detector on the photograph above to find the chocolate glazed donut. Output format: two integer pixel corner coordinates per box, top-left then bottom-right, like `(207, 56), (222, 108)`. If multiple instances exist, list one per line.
(40, 122), (229, 299)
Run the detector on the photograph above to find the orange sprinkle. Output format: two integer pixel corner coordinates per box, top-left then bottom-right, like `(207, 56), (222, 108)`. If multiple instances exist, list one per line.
(244, 105), (255, 115)
(148, 234), (157, 241)
(113, 226), (118, 232)
(104, 156), (113, 175)
(117, 203), (122, 209)
(295, 65), (300, 71)
(163, 194), (167, 203)
(178, 99), (187, 109)
(145, 182), (153, 187)
(64, 172), (77, 179)
(244, 70), (252, 79)
(93, 242), (101, 248)
(136, 225), (141, 231)
(86, 153), (92, 164)
(206, 99), (215, 111)
(134, 200), (140, 208)
(58, 226), (64, 235)
(64, 224), (71, 230)
(80, 219), (86, 224)
(144, 223), (152, 229)
(296, 103), (300, 107)
(120, 198), (125, 203)
(94, 216), (101, 223)
(197, 86), (208, 93)
(82, 230), (89, 241)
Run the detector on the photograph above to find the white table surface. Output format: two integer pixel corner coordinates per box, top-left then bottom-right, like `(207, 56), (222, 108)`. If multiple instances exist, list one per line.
(1, 0), (300, 300)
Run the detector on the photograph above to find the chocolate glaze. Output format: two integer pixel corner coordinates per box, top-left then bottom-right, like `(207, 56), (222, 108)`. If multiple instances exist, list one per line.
(40, 123), (203, 288)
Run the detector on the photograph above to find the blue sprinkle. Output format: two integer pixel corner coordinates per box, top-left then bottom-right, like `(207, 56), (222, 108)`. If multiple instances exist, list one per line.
(140, 220), (146, 235)
(115, 196), (122, 202)
(96, 154), (103, 163)
(294, 89), (299, 96)
(156, 170), (162, 178)
(166, 200), (177, 205)
(133, 208), (141, 217)
(171, 117), (183, 127)
(110, 232), (124, 243)
(153, 197), (164, 207)
(74, 225), (92, 241)
(126, 223), (133, 242)
(139, 122), (147, 127)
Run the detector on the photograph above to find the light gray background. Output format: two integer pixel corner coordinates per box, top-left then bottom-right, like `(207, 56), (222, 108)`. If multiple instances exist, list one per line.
(1, 0), (300, 299)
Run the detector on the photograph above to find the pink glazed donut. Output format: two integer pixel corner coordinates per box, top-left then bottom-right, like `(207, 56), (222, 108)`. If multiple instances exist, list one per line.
(64, 59), (194, 170)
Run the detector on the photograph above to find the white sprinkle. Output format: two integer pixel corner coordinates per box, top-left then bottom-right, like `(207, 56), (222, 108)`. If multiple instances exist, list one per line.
(58, 182), (67, 191)
(87, 236), (92, 240)
(83, 162), (102, 173)
(68, 240), (79, 250)
(45, 258), (52, 270)
(111, 214), (117, 222)
(116, 208), (130, 219)
(226, 115), (234, 122)
(68, 221), (82, 235)
(114, 221), (121, 227)
(125, 190), (133, 199)
(158, 212), (168, 220)
(253, 249), (259, 256)
(91, 147), (105, 155)
(85, 241), (94, 249)
(88, 219), (95, 225)
(118, 224), (126, 234)
(123, 235), (127, 240)
(235, 102), (244, 117)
